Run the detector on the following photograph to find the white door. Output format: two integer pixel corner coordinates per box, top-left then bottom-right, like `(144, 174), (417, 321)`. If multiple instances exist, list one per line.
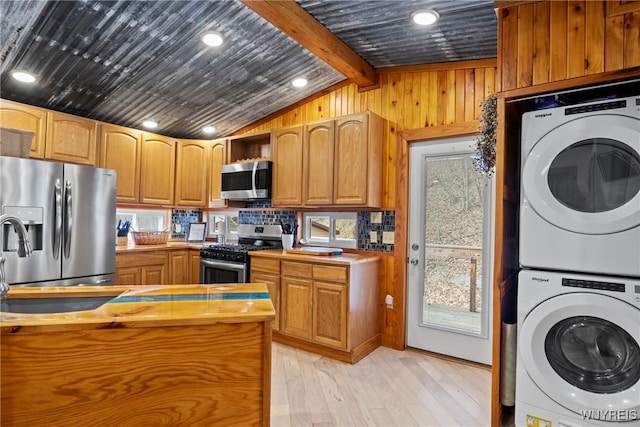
(406, 136), (494, 365)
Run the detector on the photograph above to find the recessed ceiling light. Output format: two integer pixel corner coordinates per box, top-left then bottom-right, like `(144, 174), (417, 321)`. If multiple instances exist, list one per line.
(292, 77), (308, 88)
(202, 125), (216, 134)
(11, 71), (36, 83)
(202, 31), (223, 47)
(412, 9), (439, 26)
(142, 120), (158, 129)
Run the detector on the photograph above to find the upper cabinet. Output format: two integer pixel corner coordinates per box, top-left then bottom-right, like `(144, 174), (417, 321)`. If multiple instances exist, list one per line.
(45, 111), (98, 166)
(208, 138), (227, 208)
(272, 111), (383, 208)
(333, 113), (382, 206)
(0, 99), (47, 159)
(175, 139), (210, 207)
(304, 121), (335, 205)
(140, 132), (176, 205)
(272, 126), (304, 206)
(228, 132), (270, 163)
(99, 124), (141, 203)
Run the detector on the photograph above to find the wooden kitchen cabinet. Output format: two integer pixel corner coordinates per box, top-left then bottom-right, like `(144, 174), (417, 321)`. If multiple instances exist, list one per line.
(208, 138), (227, 208)
(169, 250), (190, 284)
(0, 99), (47, 159)
(313, 281), (348, 350)
(281, 276), (313, 340)
(250, 256), (282, 331)
(333, 112), (382, 206)
(190, 250), (201, 283)
(304, 120), (334, 205)
(99, 124), (141, 203)
(115, 251), (167, 285)
(271, 126), (304, 206)
(175, 139), (209, 207)
(140, 132), (176, 205)
(271, 111), (382, 208)
(45, 111), (98, 166)
(250, 251), (380, 363)
(114, 267), (141, 286)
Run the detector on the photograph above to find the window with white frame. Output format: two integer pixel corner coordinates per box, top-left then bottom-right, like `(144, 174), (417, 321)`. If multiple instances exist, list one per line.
(303, 212), (357, 249)
(208, 211), (239, 242)
(115, 209), (168, 233)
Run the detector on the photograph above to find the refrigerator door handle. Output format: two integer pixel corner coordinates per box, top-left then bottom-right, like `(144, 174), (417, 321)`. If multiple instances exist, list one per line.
(53, 179), (62, 260)
(63, 180), (73, 259)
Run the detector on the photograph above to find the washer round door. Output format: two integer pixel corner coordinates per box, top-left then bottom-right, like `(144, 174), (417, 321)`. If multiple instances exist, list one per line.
(522, 113), (640, 235)
(519, 292), (640, 421)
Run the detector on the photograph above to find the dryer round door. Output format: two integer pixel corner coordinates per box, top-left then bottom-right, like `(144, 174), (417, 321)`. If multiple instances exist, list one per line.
(522, 113), (640, 234)
(520, 292), (640, 421)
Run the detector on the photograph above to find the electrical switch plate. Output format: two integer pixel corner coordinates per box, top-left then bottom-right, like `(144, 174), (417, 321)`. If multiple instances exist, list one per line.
(175, 223), (182, 233)
(382, 231), (394, 244)
(371, 211), (382, 224)
(369, 231), (378, 243)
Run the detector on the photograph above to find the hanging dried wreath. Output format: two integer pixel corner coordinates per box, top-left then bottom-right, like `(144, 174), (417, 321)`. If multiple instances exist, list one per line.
(473, 93), (497, 176)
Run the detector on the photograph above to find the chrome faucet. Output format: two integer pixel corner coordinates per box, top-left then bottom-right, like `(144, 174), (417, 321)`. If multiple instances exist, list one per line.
(0, 214), (33, 298)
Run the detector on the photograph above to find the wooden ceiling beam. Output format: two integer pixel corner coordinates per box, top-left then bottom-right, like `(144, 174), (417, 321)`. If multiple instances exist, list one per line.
(241, 0), (377, 88)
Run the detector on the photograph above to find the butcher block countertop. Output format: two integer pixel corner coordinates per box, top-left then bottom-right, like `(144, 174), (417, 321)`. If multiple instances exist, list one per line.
(0, 283), (275, 333)
(249, 248), (380, 265)
(115, 241), (204, 253)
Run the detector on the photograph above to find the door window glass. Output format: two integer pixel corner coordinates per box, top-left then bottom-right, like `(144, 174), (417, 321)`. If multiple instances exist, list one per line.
(548, 139), (640, 213)
(545, 316), (640, 394)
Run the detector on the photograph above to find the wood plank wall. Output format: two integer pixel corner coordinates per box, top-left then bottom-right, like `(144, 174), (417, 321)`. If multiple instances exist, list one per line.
(241, 63), (497, 348)
(498, 0), (640, 92)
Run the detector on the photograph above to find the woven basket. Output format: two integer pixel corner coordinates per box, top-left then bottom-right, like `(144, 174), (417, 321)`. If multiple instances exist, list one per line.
(131, 231), (169, 245)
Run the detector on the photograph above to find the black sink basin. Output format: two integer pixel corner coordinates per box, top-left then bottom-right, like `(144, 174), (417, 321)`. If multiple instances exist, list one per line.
(1, 296), (114, 314)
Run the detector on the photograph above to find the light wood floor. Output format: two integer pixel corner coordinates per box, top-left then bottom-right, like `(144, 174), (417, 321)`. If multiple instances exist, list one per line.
(271, 343), (492, 427)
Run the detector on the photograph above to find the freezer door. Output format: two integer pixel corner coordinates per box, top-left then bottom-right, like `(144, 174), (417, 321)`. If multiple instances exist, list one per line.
(61, 164), (116, 280)
(0, 157), (63, 284)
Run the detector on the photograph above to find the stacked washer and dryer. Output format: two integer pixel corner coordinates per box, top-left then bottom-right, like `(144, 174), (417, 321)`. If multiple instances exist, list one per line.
(516, 95), (640, 427)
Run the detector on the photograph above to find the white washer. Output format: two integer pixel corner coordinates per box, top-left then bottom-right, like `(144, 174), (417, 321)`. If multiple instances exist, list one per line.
(516, 269), (640, 427)
(520, 95), (640, 277)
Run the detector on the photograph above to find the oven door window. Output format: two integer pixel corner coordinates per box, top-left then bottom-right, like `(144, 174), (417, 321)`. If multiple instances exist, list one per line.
(200, 259), (246, 284)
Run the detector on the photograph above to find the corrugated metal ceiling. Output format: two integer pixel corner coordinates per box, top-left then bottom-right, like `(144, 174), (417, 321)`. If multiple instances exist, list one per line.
(296, 0), (497, 68)
(0, 0), (497, 139)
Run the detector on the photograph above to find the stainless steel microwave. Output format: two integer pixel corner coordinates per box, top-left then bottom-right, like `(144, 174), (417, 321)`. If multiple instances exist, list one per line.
(220, 160), (272, 200)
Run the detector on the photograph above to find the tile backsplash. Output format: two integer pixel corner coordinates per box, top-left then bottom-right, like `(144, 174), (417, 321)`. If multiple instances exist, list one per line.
(357, 210), (395, 252)
(171, 209), (202, 239)
(239, 209), (297, 226)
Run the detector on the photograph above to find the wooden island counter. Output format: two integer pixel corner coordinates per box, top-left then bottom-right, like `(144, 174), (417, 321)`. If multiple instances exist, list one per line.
(1, 283), (274, 427)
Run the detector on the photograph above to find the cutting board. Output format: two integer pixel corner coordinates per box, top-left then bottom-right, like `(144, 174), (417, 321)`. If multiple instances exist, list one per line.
(286, 247), (343, 256)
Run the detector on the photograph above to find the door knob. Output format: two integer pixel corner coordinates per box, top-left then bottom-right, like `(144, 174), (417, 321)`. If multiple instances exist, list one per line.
(410, 258), (419, 265)
(411, 243), (419, 250)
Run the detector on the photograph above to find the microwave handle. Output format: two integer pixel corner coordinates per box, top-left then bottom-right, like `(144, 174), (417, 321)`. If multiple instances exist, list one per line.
(251, 161), (258, 198)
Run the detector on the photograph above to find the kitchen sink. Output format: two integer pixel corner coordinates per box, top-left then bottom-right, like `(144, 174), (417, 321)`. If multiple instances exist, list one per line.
(0, 296), (114, 314)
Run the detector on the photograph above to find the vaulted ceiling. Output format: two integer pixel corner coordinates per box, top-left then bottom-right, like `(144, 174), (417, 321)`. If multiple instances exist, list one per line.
(0, 0), (497, 139)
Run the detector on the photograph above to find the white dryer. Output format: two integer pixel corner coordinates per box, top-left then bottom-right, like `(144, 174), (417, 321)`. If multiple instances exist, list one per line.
(516, 269), (640, 427)
(520, 95), (640, 277)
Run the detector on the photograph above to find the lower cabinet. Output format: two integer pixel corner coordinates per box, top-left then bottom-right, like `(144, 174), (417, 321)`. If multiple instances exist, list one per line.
(116, 251), (167, 285)
(116, 248), (202, 285)
(169, 250), (190, 284)
(250, 252), (380, 363)
(190, 251), (201, 284)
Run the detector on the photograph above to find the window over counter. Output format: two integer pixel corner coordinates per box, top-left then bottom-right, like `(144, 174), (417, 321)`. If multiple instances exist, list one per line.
(116, 209), (168, 233)
(303, 212), (357, 249)
(207, 211), (239, 242)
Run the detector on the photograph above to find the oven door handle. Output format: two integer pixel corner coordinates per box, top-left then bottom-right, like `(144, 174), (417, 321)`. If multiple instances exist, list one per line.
(200, 258), (246, 272)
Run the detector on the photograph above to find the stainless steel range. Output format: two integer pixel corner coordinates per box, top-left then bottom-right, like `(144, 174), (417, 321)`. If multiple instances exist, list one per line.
(199, 224), (282, 284)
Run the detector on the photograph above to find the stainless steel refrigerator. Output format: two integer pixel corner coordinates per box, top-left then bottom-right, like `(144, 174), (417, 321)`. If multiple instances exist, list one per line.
(0, 156), (116, 286)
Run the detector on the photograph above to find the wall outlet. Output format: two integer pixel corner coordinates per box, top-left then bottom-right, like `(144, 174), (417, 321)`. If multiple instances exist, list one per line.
(382, 231), (394, 244)
(174, 223), (182, 233)
(371, 211), (382, 224)
(369, 231), (378, 243)
(385, 294), (394, 308)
